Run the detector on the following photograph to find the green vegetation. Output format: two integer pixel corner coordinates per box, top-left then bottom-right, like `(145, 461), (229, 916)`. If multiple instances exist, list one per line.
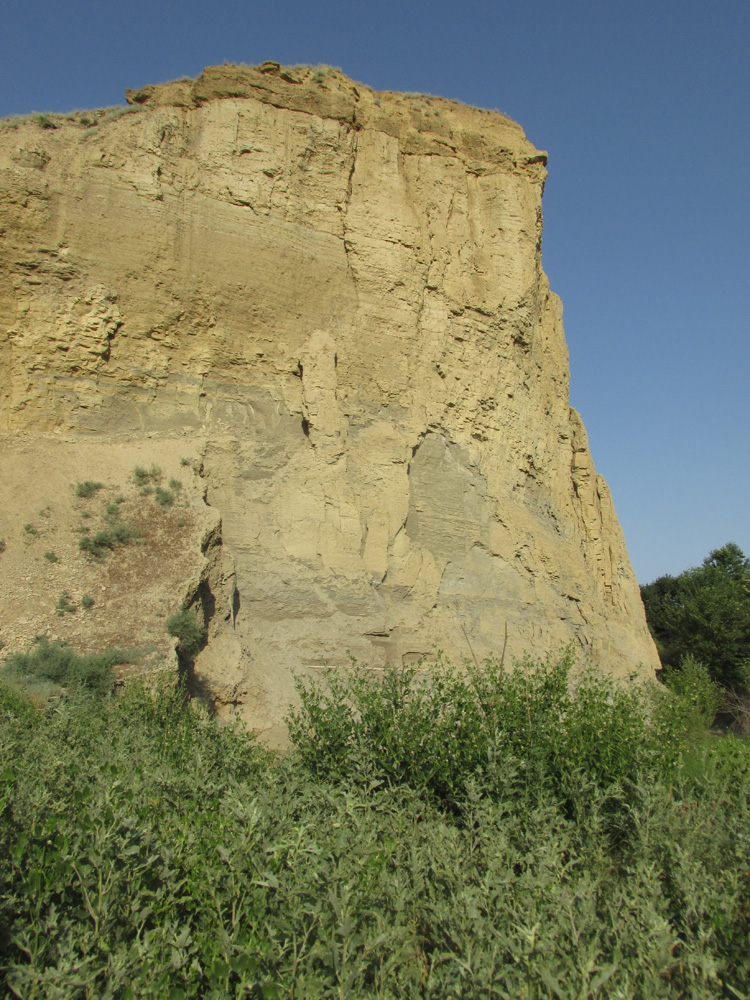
(0, 539), (6, 554)
(43, 550), (58, 563)
(0, 653), (748, 998)
(23, 523), (38, 537)
(79, 522), (138, 559)
(81, 595), (95, 609)
(154, 485), (175, 507)
(130, 465), (181, 508)
(642, 543), (750, 726)
(2, 637), (124, 695)
(166, 607), (206, 659)
(75, 481), (104, 499)
(55, 591), (77, 615)
(133, 464), (162, 486)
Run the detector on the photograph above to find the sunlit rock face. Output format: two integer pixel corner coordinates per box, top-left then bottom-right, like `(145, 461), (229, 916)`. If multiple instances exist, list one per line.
(0, 63), (659, 738)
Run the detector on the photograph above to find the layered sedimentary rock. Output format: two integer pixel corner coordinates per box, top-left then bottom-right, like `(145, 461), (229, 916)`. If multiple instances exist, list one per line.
(0, 63), (659, 736)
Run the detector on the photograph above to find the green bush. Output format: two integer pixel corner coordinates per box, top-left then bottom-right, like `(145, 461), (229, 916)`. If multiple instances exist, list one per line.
(661, 654), (722, 729)
(166, 608), (206, 659)
(75, 481), (103, 499)
(2, 637), (124, 694)
(43, 550), (58, 563)
(133, 464), (162, 486)
(79, 523), (137, 559)
(154, 486), (174, 507)
(288, 650), (653, 806)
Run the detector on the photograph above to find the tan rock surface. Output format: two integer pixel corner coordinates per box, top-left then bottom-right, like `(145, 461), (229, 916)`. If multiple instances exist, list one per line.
(0, 63), (659, 738)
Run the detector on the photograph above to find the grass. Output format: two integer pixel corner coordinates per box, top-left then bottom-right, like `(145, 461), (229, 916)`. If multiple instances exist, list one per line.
(0, 654), (748, 999)
(0, 105), (144, 134)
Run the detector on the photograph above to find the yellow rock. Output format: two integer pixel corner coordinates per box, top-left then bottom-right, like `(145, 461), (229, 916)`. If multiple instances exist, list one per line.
(0, 64), (659, 739)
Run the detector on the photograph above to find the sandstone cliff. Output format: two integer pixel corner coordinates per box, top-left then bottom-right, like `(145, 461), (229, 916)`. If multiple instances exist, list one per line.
(0, 63), (659, 739)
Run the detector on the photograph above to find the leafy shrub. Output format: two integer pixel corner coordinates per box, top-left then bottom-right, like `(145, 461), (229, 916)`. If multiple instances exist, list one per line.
(79, 523), (137, 559)
(661, 654), (722, 729)
(23, 523), (38, 537)
(1, 674), (749, 998)
(288, 650), (652, 806)
(2, 637), (124, 694)
(166, 608), (206, 659)
(43, 550), (58, 563)
(75, 480), (103, 498)
(81, 595), (95, 609)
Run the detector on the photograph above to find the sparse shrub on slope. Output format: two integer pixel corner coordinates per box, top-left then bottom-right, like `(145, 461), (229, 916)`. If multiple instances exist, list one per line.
(75, 480), (103, 499)
(166, 607), (206, 659)
(3, 637), (125, 695)
(79, 522), (138, 559)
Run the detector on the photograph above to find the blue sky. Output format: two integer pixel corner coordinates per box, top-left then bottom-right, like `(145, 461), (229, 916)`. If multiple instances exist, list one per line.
(2, 0), (747, 584)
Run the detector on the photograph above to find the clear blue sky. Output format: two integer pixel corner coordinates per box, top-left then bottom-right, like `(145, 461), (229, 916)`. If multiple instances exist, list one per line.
(2, 0), (747, 584)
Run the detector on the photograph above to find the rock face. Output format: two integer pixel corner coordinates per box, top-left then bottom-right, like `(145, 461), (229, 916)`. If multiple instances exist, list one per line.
(0, 63), (659, 737)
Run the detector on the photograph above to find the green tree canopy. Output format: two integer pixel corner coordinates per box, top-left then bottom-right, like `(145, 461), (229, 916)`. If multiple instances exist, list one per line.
(641, 543), (750, 694)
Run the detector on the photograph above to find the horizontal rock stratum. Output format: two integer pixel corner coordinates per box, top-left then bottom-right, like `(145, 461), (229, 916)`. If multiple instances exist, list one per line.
(0, 63), (659, 737)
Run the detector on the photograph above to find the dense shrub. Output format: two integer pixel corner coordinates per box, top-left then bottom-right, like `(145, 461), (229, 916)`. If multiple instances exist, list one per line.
(287, 650), (653, 806)
(1, 658), (749, 998)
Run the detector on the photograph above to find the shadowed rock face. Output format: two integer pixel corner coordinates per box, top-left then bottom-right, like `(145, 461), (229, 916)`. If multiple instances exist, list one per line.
(0, 63), (659, 737)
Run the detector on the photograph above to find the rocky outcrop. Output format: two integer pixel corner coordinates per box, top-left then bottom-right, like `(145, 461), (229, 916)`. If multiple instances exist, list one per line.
(0, 63), (659, 739)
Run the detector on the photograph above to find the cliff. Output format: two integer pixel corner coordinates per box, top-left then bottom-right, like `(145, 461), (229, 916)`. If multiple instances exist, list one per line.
(0, 63), (659, 739)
